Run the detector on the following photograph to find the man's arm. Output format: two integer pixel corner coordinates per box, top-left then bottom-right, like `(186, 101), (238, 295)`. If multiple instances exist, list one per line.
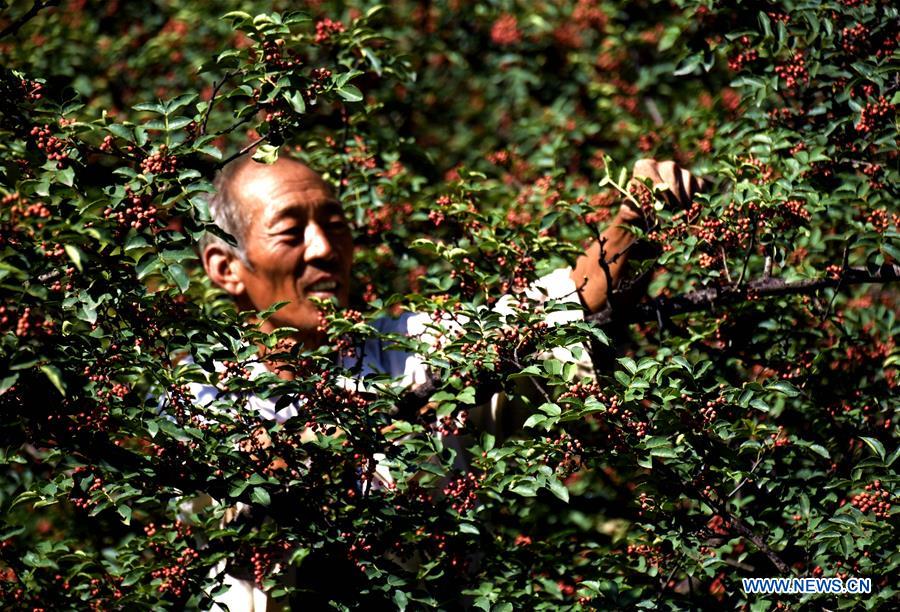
(571, 159), (704, 313)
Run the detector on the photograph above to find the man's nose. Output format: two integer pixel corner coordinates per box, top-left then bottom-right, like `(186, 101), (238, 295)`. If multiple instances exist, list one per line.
(304, 222), (336, 262)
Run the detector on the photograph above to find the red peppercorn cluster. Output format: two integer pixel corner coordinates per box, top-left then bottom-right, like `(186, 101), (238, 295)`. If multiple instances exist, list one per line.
(544, 432), (584, 477)
(347, 535), (375, 571)
(636, 491), (655, 515)
(862, 163), (884, 190)
(99, 134), (115, 152)
(486, 149), (511, 167)
(449, 255), (478, 297)
(249, 543), (292, 586)
(435, 409), (469, 436)
(775, 52), (809, 90)
(314, 18), (346, 44)
(781, 198), (810, 222)
(21, 78), (43, 102)
(14, 307), (55, 338)
(850, 480), (892, 518)
(218, 360), (251, 386)
(514, 533), (532, 546)
(769, 425), (790, 448)
(841, 23), (869, 55)
(30, 124), (69, 167)
(559, 380), (606, 402)
(70, 470), (103, 511)
(104, 187), (158, 231)
(364, 201), (412, 236)
(497, 251), (535, 294)
(140, 145), (178, 176)
(626, 543), (667, 568)
(310, 67), (332, 90)
(491, 14), (521, 46)
(261, 38), (300, 70)
(706, 513), (730, 536)
(39, 240), (64, 260)
(150, 545), (199, 597)
(627, 179), (655, 218)
(572, 0), (608, 31)
(443, 471), (483, 513)
(428, 195), (452, 226)
(862, 207), (898, 233)
(737, 154), (775, 184)
(699, 395), (727, 425)
(728, 36), (759, 72)
(788, 140), (806, 156)
(855, 97), (894, 134)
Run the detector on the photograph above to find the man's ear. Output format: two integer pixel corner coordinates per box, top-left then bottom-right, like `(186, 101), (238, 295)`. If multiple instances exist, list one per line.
(202, 243), (246, 297)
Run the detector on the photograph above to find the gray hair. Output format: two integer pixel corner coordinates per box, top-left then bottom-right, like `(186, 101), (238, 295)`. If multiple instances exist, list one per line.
(199, 155), (255, 269)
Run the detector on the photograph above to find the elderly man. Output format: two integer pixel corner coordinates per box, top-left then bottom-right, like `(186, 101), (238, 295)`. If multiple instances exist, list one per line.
(193, 153), (701, 609)
(200, 156), (700, 353)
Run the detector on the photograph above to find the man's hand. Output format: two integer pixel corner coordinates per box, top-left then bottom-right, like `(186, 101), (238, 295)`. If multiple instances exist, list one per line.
(619, 159), (706, 225)
(572, 158), (705, 313)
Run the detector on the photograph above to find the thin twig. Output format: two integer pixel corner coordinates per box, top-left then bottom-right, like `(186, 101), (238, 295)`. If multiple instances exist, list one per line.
(819, 240), (853, 326)
(736, 212), (757, 287)
(0, 0), (60, 39)
(200, 71), (237, 136)
(216, 135), (267, 169)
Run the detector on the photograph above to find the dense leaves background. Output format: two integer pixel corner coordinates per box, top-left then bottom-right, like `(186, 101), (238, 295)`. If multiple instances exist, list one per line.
(0, 0), (897, 609)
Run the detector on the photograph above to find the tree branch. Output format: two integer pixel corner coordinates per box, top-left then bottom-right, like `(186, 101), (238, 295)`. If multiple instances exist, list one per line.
(587, 264), (900, 327)
(0, 0), (60, 39)
(395, 264), (900, 417)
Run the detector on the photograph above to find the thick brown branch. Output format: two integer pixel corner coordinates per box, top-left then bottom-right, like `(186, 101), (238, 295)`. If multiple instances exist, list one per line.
(588, 264), (900, 326)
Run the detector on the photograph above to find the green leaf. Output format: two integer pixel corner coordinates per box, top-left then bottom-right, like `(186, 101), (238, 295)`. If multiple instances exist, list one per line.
(253, 144), (280, 164)
(0, 373), (19, 395)
(222, 10), (252, 22)
(168, 264), (190, 292)
(251, 487), (271, 506)
(336, 84), (364, 102)
(809, 444), (830, 459)
(538, 402), (561, 417)
(523, 413), (546, 428)
(393, 590), (408, 610)
(197, 144), (223, 160)
(40, 365), (66, 396)
(64, 244), (85, 272)
(829, 514), (857, 527)
(106, 124), (134, 141)
(117, 504), (132, 525)
(510, 480), (538, 497)
(230, 480), (250, 498)
(859, 437), (886, 461)
(57, 166), (75, 187)
(285, 91), (306, 114)
(133, 102), (166, 114)
(548, 477), (569, 503)
(768, 380), (800, 397)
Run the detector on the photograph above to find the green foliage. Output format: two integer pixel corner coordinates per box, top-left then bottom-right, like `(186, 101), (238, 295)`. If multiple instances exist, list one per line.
(0, 0), (898, 609)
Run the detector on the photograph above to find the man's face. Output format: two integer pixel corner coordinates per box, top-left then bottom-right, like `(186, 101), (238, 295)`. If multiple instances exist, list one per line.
(228, 158), (353, 336)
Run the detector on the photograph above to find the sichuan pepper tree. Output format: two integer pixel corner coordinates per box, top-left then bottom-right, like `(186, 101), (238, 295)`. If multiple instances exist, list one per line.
(0, 0), (898, 609)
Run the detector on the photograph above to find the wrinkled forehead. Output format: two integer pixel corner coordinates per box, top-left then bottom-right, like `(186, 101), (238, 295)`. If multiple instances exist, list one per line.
(231, 158), (340, 224)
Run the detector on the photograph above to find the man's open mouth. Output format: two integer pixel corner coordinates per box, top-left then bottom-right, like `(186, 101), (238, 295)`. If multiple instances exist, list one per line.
(306, 279), (339, 294)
